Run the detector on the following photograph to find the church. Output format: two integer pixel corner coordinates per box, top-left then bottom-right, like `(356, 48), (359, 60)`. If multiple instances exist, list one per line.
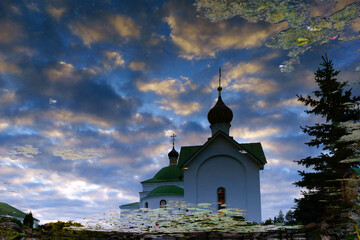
(120, 70), (267, 222)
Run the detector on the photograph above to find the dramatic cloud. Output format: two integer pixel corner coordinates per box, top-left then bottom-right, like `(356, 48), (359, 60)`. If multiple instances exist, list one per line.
(165, 11), (287, 60)
(46, 6), (66, 20)
(159, 100), (201, 116)
(44, 62), (78, 83)
(129, 62), (146, 71)
(0, 21), (23, 43)
(137, 78), (186, 97)
(69, 14), (140, 46)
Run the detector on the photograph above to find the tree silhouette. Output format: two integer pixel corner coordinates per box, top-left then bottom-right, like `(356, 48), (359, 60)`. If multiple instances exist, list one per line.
(294, 55), (360, 225)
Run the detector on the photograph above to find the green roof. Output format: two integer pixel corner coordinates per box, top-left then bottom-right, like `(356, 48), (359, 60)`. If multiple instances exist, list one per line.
(146, 185), (184, 198)
(141, 165), (184, 183)
(177, 135), (267, 167)
(0, 202), (39, 221)
(177, 146), (202, 167)
(119, 202), (140, 207)
(239, 143), (267, 164)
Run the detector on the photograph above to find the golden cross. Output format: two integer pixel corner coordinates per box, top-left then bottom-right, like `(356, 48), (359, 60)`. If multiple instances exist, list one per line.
(171, 133), (176, 147)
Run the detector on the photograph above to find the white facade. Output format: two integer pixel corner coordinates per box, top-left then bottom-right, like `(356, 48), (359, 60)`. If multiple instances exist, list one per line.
(182, 132), (263, 222)
(120, 83), (266, 223)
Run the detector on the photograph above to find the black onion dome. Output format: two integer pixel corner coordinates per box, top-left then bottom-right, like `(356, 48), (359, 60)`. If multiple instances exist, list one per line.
(168, 147), (179, 158)
(207, 95), (233, 125)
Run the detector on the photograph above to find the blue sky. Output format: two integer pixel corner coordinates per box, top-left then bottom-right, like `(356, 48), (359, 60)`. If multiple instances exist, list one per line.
(0, 0), (359, 223)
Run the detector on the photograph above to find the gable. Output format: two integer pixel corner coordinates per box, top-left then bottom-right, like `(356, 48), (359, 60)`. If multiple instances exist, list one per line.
(178, 131), (267, 167)
(177, 146), (202, 167)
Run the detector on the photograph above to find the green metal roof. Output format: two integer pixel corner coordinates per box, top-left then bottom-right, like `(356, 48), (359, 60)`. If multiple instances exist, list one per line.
(119, 202), (140, 207)
(177, 146), (202, 167)
(0, 202), (39, 221)
(146, 185), (184, 198)
(177, 134), (267, 167)
(239, 142), (267, 164)
(141, 165), (184, 183)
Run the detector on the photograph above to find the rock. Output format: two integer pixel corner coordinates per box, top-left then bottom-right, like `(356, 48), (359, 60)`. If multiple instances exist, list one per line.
(0, 221), (23, 232)
(305, 222), (318, 230)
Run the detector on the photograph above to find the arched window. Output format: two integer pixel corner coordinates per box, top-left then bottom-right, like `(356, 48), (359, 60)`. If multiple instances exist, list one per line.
(160, 199), (166, 208)
(145, 202), (148, 208)
(217, 187), (225, 210)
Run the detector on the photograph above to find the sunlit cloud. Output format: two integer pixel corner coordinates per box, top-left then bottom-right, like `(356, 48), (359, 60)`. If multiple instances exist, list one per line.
(255, 97), (305, 109)
(52, 148), (103, 161)
(44, 61), (79, 83)
(46, 6), (66, 20)
(210, 61), (277, 94)
(129, 61), (146, 71)
(309, 0), (357, 18)
(159, 100), (201, 115)
(232, 127), (281, 141)
(137, 78), (186, 97)
(0, 21), (23, 43)
(69, 14), (140, 46)
(0, 60), (20, 74)
(0, 89), (16, 103)
(148, 33), (166, 46)
(1, 145), (40, 159)
(230, 77), (277, 94)
(44, 110), (110, 128)
(165, 13), (287, 60)
(103, 51), (125, 69)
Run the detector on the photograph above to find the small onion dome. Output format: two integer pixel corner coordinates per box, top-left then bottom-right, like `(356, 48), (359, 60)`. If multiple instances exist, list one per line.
(168, 147), (179, 159)
(207, 95), (233, 125)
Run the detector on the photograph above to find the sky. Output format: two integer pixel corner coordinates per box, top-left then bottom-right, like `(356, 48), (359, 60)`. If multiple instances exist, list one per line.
(0, 0), (359, 224)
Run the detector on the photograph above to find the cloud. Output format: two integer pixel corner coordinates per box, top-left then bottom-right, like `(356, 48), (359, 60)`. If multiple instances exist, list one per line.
(137, 78), (186, 97)
(210, 61), (277, 94)
(164, 10), (287, 60)
(0, 89), (16, 103)
(44, 110), (111, 128)
(129, 62), (146, 71)
(52, 148), (103, 161)
(232, 127), (281, 141)
(69, 14), (140, 46)
(46, 6), (66, 20)
(103, 51), (125, 69)
(0, 60), (20, 74)
(1, 145), (39, 159)
(159, 100), (201, 115)
(229, 77), (277, 94)
(44, 61), (78, 83)
(255, 97), (304, 109)
(0, 22), (23, 43)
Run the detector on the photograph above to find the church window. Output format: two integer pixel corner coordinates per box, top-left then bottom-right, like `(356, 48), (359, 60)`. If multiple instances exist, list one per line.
(145, 202), (148, 208)
(160, 199), (166, 208)
(217, 187), (225, 210)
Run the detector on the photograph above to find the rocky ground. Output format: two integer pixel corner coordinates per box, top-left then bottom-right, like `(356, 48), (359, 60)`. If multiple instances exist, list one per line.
(0, 216), (357, 240)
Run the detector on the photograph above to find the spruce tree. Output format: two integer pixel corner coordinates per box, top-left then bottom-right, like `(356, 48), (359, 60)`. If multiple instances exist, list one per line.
(23, 212), (34, 228)
(293, 55), (360, 224)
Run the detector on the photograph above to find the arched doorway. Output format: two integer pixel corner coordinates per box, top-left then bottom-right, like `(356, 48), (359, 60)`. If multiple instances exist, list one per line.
(160, 199), (166, 208)
(217, 187), (225, 210)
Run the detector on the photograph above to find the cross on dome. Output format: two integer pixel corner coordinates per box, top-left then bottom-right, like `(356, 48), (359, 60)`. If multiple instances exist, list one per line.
(171, 133), (176, 147)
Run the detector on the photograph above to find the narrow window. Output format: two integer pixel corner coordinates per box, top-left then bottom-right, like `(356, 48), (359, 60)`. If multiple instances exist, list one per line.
(160, 199), (166, 208)
(145, 202), (148, 208)
(217, 187), (225, 210)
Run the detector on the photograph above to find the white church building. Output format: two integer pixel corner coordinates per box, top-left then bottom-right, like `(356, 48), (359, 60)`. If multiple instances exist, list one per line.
(120, 71), (267, 222)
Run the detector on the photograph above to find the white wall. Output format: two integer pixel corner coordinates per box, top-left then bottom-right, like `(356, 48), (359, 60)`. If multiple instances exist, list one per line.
(141, 195), (184, 209)
(184, 134), (262, 222)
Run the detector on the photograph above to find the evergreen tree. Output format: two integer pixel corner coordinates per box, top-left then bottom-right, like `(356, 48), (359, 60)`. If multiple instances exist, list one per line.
(294, 55), (360, 224)
(277, 210), (285, 223)
(285, 210), (295, 225)
(23, 212), (34, 228)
